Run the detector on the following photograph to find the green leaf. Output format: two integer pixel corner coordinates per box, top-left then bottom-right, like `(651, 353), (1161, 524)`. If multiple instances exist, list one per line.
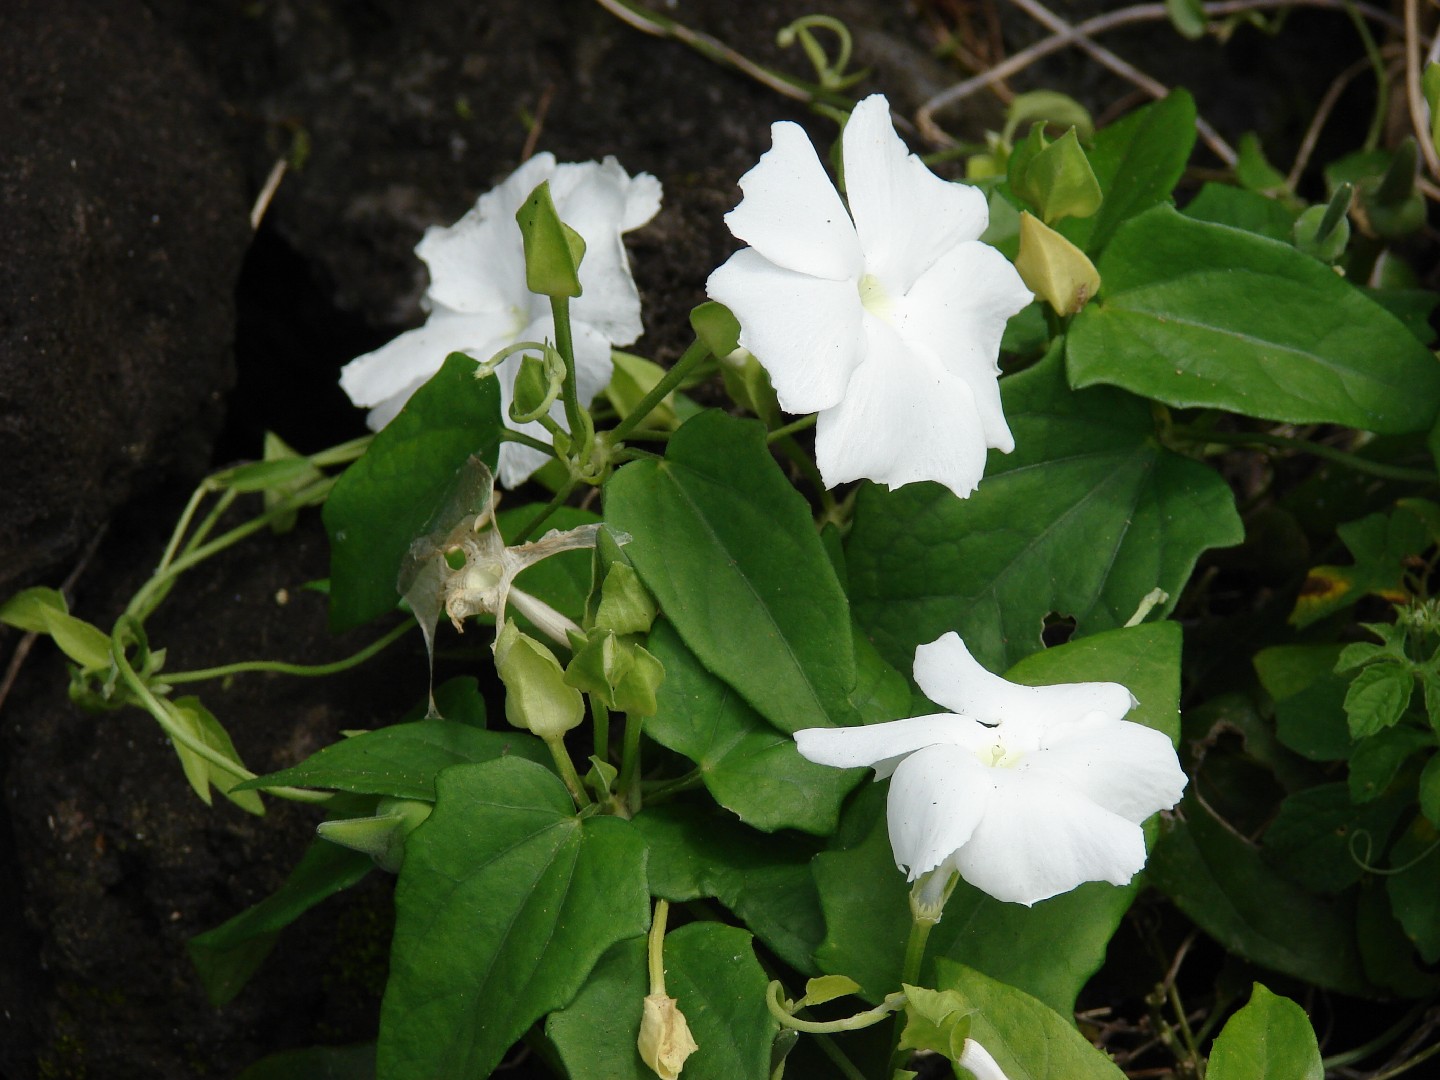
(1347, 725), (1430, 803)
(645, 620), (863, 834)
(324, 353), (502, 632)
(846, 346), (1241, 672)
(797, 975), (862, 1008)
(169, 696), (265, 814)
(189, 840), (373, 1006)
(1386, 818), (1440, 963)
(1254, 645), (1353, 761)
(1356, 879), (1440, 997)
(378, 758), (649, 1080)
(632, 803), (825, 975)
(1262, 783), (1408, 894)
(237, 719), (548, 799)
(235, 1043), (375, 1080)
(547, 924), (777, 1080)
(1344, 664), (1416, 740)
(1149, 797), (1377, 996)
(1206, 984), (1323, 1080)
(898, 985), (973, 1060)
(1184, 182), (1297, 242)
(1235, 132), (1292, 197)
(606, 410), (856, 731)
(1062, 90), (1196, 255)
(1165, 0), (1207, 40)
(0, 586), (113, 670)
(930, 961), (1126, 1080)
(1068, 206), (1440, 435)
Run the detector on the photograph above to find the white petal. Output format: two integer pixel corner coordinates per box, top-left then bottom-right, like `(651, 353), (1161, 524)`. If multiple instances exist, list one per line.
(957, 1039), (1011, 1080)
(418, 159), (559, 316)
(1025, 717), (1187, 824)
(887, 744), (991, 878)
(842, 95), (990, 294)
(813, 318), (989, 497)
(551, 158), (657, 346)
(895, 242), (1032, 452)
(953, 769), (1148, 905)
(707, 248), (865, 413)
(794, 714), (993, 777)
(339, 309), (512, 411)
(724, 121), (863, 280)
(913, 632), (1136, 729)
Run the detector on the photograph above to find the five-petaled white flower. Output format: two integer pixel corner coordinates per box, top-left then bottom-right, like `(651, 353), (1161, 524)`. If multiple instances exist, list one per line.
(340, 154), (661, 488)
(794, 632), (1187, 907)
(707, 94), (1032, 498)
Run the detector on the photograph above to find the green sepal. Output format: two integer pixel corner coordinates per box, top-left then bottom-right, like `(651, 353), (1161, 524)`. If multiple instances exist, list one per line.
(1014, 211), (1100, 314)
(515, 180), (585, 298)
(565, 629), (663, 716)
(316, 797), (434, 873)
(495, 620), (585, 738)
(1009, 126), (1102, 224)
(719, 349), (782, 428)
(593, 562), (657, 636)
(510, 349), (561, 423)
(689, 300), (741, 357)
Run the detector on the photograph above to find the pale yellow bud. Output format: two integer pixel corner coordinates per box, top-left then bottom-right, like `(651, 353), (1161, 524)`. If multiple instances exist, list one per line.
(638, 992), (699, 1080)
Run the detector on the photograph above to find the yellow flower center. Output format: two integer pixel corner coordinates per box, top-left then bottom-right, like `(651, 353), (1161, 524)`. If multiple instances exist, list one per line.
(858, 272), (895, 324)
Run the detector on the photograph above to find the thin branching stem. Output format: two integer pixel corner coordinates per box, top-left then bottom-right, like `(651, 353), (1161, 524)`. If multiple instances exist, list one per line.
(164, 619), (412, 685)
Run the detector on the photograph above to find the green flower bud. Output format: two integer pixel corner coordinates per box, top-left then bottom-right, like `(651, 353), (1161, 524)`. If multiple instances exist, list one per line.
(510, 351), (559, 423)
(1009, 125), (1102, 225)
(689, 300), (741, 358)
(565, 630), (665, 716)
(594, 562), (657, 636)
(1014, 212), (1101, 316)
(495, 619), (585, 738)
(515, 180), (586, 298)
(316, 797), (433, 873)
(1292, 187), (1351, 264)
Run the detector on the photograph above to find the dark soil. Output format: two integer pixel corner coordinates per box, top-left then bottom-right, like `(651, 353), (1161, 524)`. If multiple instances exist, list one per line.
(0, 1), (1374, 1077)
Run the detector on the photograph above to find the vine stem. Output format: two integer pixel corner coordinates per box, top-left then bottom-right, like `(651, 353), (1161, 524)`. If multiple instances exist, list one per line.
(111, 629), (329, 805)
(608, 337), (711, 444)
(1169, 424), (1440, 484)
(163, 620), (412, 685)
(886, 914), (936, 1076)
(916, 0), (1407, 155)
(1406, 0), (1440, 182)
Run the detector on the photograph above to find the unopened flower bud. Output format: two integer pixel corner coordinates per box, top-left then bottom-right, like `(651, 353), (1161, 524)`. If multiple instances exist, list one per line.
(316, 796), (433, 873)
(494, 620), (584, 738)
(638, 993), (699, 1080)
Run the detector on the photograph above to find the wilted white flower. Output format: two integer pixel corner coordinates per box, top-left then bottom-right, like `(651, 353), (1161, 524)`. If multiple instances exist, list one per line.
(341, 154), (661, 487)
(795, 633), (1186, 907)
(399, 457), (614, 663)
(706, 94), (1032, 498)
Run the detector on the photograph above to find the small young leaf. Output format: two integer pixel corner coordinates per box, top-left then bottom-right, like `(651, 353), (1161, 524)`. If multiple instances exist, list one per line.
(1206, 983), (1322, 1080)
(797, 974), (862, 1008)
(1164, 0), (1207, 40)
(1344, 664), (1415, 740)
(169, 697), (265, 815)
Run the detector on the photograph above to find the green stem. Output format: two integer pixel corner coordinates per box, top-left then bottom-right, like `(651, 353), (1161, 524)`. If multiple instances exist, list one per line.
(501, 428), (558, 457)
(592, 698), (611, 769)
(164, 620), (412, 685)
(618, 711), (645, 814)
(551, 295), (585, 442)
(111, 628), (328, 805)
(609, 338), (711, 443)
(544, 734), (592, 810)
(157, 483), (211, 574)
(307, 434), (372, 468)
(766, 412), (817, 443)
(641, 768), (703, 803)
(1171, 425), (1439, 484)
(766, 982), (908, 1034)
(1343, 0), (1389, 152)
(182, 487), (239, 560)
(509, 476), (580, 545)
(887, 915), (936, 1076)
(812, 1035), (869, 1080)
(1363, 1039), (1440, 1080)
(126, 478), (337, 621)
(648, 899), (669, 993)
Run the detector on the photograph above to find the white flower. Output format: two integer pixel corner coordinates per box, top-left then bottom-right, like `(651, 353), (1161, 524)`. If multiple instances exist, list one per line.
(957, 1039), (1010, 1080)
(706, 94), (1032, 498)
(794, 633), (1186, 907)
(398, 457), (615, 655)
(340, 154), (662, 487)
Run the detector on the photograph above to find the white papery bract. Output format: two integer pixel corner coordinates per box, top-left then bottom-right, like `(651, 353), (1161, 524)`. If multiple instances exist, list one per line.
(794, 633), (1187, 907)
(340, 155), (661, 487)
(706, 95), (1032, 498)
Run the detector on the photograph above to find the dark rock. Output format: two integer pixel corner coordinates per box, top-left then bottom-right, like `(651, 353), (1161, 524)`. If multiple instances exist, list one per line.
(0, 0), (251, 598)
